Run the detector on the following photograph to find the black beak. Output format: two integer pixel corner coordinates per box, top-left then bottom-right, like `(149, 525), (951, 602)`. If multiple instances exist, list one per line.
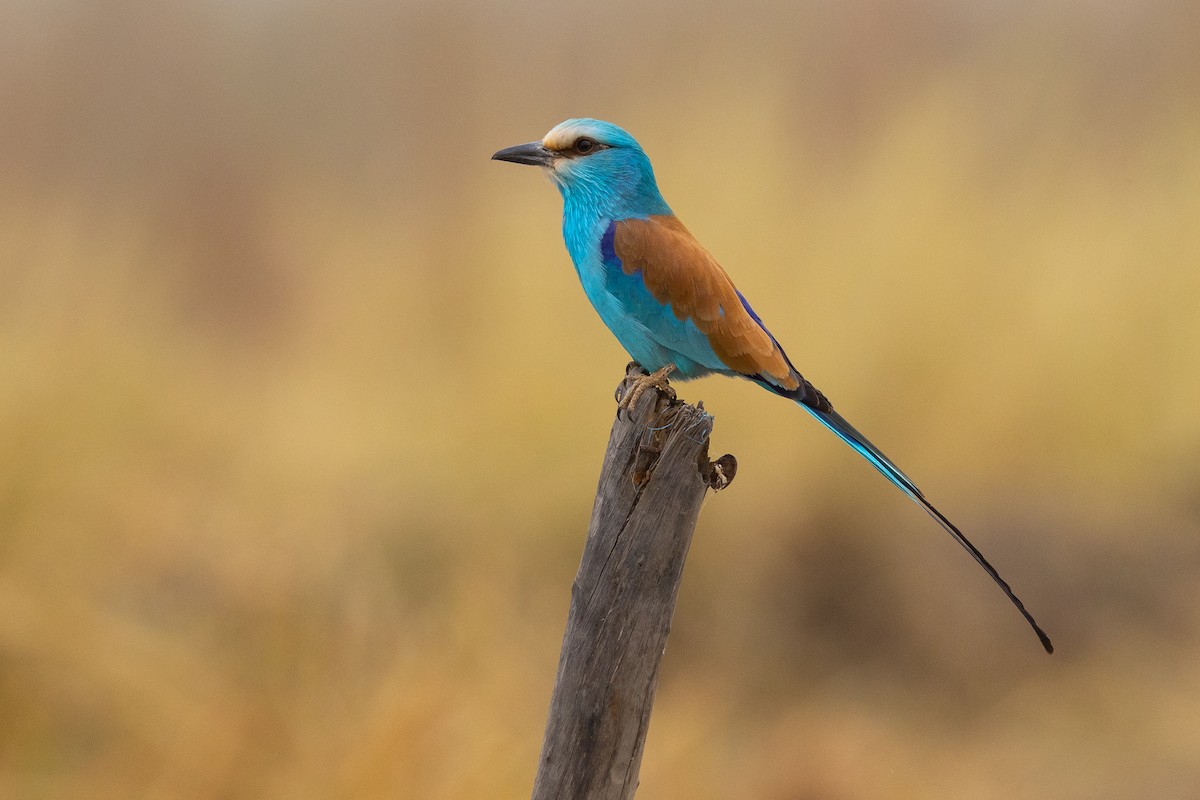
(492, 141), (554, 167)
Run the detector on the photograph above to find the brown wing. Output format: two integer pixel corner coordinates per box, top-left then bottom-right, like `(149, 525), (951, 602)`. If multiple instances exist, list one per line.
(613, 214), (800, 391)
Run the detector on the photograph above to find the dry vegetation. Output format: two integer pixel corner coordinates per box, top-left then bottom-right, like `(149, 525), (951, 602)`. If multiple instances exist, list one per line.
(2, 1), (1199, 797)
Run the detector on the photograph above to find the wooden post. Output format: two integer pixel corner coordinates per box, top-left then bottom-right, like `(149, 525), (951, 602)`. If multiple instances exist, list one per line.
(530, 364), (737, 800)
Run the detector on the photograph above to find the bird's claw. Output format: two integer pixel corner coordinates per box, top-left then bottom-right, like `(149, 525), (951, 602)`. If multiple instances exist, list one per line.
(617, 365), (677, 415)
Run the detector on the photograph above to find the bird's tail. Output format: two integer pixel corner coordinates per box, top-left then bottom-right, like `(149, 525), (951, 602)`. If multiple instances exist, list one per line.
(797, 398), (1054, 654)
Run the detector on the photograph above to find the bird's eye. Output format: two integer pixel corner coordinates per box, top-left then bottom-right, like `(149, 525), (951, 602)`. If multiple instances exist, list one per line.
(573, 137), (597, 155)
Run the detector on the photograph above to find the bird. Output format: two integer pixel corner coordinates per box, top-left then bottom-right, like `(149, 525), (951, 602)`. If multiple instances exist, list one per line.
(493, 118), (1053, 654)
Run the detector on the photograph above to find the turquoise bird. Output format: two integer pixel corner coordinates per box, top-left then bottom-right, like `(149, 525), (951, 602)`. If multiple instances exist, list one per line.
(493, 118), (1052, 653)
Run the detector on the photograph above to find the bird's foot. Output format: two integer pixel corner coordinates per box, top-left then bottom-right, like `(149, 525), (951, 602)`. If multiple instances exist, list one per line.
(618, 364), (677, 412)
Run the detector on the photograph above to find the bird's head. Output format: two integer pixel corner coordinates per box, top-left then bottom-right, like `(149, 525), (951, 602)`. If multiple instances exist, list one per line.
(492, 118), (669, 216)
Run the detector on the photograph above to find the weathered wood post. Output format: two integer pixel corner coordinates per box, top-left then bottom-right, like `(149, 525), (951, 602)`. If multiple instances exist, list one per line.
(530, 364), (737, 800)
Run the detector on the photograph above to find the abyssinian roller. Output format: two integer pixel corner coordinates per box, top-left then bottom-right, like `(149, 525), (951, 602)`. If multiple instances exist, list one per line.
(493, 118), (1052, 653)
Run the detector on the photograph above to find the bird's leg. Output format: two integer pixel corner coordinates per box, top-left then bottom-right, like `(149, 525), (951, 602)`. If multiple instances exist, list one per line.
(618, 364), (677, 412)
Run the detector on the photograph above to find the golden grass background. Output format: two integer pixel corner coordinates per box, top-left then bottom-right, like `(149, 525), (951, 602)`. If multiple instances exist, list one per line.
(3, 0), (1199, 797)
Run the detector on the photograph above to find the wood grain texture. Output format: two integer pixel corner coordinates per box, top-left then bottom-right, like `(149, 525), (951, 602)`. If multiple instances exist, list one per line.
(530, 364), (736, 800)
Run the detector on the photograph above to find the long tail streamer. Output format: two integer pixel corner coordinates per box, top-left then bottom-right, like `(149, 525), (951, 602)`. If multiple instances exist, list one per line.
(800, 403), (1054, 654)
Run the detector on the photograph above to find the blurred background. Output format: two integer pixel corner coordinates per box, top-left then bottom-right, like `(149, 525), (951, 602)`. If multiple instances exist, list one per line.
(2, 0), (1199, 797)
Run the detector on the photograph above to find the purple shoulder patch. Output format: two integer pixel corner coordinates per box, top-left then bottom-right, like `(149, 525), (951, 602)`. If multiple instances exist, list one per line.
(600, 221), (619, 264)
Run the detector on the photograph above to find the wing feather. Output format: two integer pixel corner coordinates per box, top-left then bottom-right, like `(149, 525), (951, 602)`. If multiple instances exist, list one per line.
(612, 215), (800, 390)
